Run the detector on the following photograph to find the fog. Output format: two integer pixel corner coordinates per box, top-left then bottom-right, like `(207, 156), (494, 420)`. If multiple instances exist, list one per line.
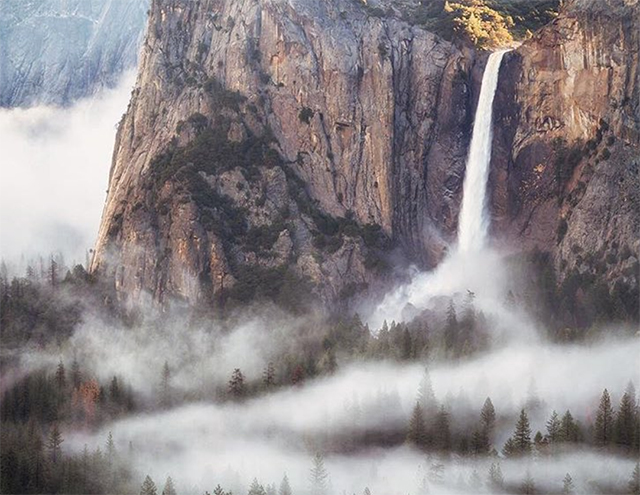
(46, 319), (637, 493)
(0, 72), (135, 265)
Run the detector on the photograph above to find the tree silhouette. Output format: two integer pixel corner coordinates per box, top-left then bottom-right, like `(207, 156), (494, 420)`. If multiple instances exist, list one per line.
(279, 474), (292, 495)
(46, 423), (64, 464)
(140, 475), (157, 495)
(594, 389), (614, 445)
(309, 453), (329, 495)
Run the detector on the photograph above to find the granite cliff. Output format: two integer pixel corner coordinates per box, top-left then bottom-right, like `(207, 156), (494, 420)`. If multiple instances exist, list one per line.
(91, 0), (639, 316)
(91, 0), (479, 309)
(492, 0), (639, 321)
(0, 0), (148, 107)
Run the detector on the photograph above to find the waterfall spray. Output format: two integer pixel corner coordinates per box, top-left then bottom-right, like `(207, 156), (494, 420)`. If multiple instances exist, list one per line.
(457, 50), (510, 253)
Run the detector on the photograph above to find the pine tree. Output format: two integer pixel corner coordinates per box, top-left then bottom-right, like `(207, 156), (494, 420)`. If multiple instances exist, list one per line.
(428, 462), (444, 484)
(502, 437), (517, 457)
(615, 390), (637, 448)
(213, 485), (229, 495)
(55, 360), (66, 390)
(474, 397), (496, 454)
(71, 358), (82, 389)
(562, 473), (575, 494)
(417, 366), (438, 419)
(228, 368), (246, 399)
(481, 397), (496, 432)
(140, 476), (157, 495)
(309, 453), (329, 495)
(469, 470), (482, 489)
(105, 432), (116, 467)
(433, 405), (451, 451)
(263, 362), (276, 389)
(560, 410), (579, 442)
(291, 364), (305, 386)
(248, 479), (266, 495)
(594, 389), (614, 445)
(279, 474), (292, 495)
(407, 402), (427, 449)
(629, 463), (640, 495)
(487, 463), (504, 490)
(47, 423), (64, 464)
(546, 410), (561, 443)
(513, 409), (532, 455)
(160, 361), (171, 406)
(520, 471), (535, 494)
(162, 477), (177, 495)
(110, 376), (121, 403)
(444, 301), (458, 353)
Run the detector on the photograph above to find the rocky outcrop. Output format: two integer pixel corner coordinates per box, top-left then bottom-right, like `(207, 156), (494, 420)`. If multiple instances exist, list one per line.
(92, 0), (638, 316)
(0, 0), (148, 107)
(491, 0), (639, 316)
(90, 0), (480, 308)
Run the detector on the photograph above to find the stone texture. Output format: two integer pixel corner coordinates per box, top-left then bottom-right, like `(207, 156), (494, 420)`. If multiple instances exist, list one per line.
(91, 0), (478, 307)
(491, 0), (639, 294)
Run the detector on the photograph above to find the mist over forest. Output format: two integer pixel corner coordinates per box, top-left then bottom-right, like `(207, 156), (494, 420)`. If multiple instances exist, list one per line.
(1, 0), (639, 494)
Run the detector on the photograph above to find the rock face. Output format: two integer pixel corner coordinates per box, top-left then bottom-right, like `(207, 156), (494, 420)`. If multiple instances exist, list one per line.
(92, 0), (638, 315)
(0, 0), (149, 107)
(90, 0), (479, 308)
(491, 0), (639, 316)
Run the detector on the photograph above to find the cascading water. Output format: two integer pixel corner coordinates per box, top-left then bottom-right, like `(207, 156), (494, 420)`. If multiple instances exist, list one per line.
(457, 50), (509, 253)
(367, 50), (514, 330)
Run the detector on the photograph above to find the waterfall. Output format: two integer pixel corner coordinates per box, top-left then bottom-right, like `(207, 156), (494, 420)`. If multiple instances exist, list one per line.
(457, 50), (509, 253)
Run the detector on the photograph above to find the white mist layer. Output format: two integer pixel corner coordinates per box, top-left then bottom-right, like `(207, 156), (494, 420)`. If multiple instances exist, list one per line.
(0, 72), (136, 265)
(62, 336), (639, 494)
(457, 50), (508, 253)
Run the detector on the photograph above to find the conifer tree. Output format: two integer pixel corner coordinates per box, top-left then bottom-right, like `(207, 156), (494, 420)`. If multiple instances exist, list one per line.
(560, 410), (579, 442)
(263, 362), (276, 389)
(433, 405), (451, 451)
(55, 360), (66, 390)
(481, 397), (496, 433)
(160, 361), (171, 406)
(213, 485), (229, 495)
(513, 409), (532, 455)
(105, 432), (116, 467)
(562, 473), (575, 494)
(487, 463), (504, 490)
(444, 301), (458, 353)
(47, 423), (64, 464)
(468, 470), (482, 489)
(363, 488), (372, 495)
(228, 368), (246, 399)
(629, 463), (640, 495)
(162, 477), (177, 495)
(615, 390), (637, 448)
(428, 462), (444, 484)
(546, 410), (561, 443)
(279, 474), (292, 495)
(594, 389), (614, 445)
(407, 402), (427, 449)
(309, 453), (329, 495)
(110, 376), (121, 403)
(248, 479), (266, 495)
(417, 366), (438, 412)
(140, 475), (157, 495)
(520, 471), (535, 494)
(71, 358), (82, 389)
(502, 437), (517, 458)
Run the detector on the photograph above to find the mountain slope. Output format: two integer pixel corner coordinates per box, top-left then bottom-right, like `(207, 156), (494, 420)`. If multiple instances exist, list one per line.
(0, 0), (149, 107)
